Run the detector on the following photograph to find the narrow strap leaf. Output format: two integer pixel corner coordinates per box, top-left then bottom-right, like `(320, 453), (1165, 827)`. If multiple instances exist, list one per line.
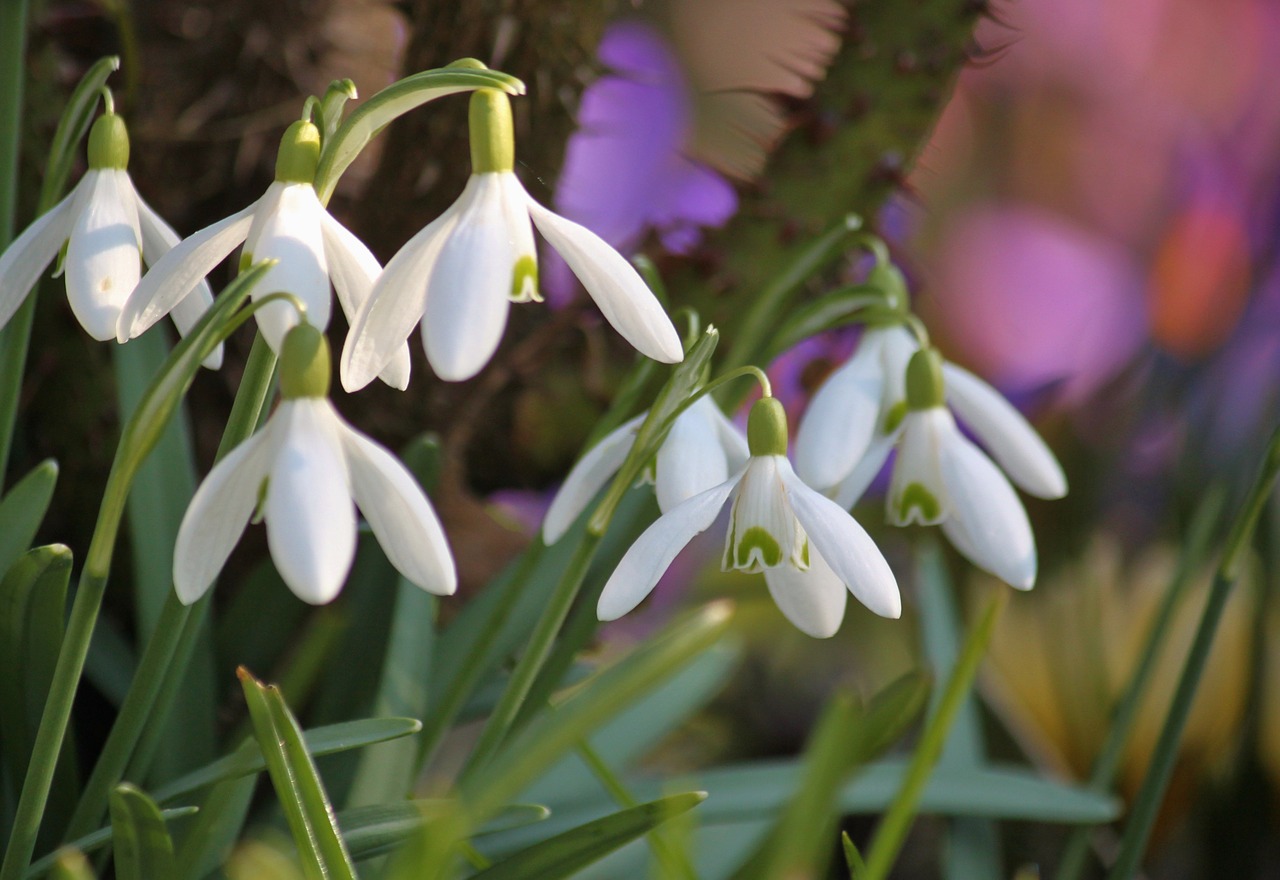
(108, 784), (177, 880)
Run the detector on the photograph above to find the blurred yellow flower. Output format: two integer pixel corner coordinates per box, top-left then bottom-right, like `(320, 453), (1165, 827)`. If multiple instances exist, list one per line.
(978, 537), (1251, 802)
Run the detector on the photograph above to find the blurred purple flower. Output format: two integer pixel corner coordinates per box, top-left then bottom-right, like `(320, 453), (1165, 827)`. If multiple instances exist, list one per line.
(544, 20), (737, 305)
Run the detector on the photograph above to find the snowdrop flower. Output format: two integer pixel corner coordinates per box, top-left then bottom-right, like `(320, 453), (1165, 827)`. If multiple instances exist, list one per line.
(120, 119), (410, 388)
(542, 395), (749, 544)
(796, 325), (1067, 514)
(0, 109), (217, 357)
(881, 347), (1063, 588)
(340, 88), (684, 388)
(597, 396), (899, 638)
(173, 323), (455, 605)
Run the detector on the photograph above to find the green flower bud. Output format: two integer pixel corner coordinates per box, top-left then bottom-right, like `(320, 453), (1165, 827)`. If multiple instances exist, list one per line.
(905, 347), (945, 411)
(747, 396), (789, 457)
(867, 262), (909, 312)
(279, 324), (331, 399)
(469, 89), (515, 174)
(87, 113), (130, 170)
(274, 120), (322, 184)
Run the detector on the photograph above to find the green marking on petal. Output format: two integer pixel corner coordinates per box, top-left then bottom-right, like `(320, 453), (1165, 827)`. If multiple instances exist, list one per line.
(252, 478), (270, 524)
(882, 399), (907, 434)
(797, 537), (811, 570)
(510, 254), (540, 302)
(896, 482), (941, 522)
(735, 526), (783, 571)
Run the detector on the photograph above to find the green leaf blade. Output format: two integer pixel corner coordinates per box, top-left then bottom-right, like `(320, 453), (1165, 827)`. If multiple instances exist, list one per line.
(108, 784), (177, 880)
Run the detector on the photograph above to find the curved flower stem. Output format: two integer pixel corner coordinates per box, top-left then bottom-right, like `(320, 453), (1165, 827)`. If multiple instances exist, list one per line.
(1054, 487), (1225, 880)
(1105, 428), (1280, 880)
(64, 335), (278, 839)
(860, 589), (1007, 880)
(458, 532), (603, 780)
(720, 214), (878, 374)
(413, 541), (545, 772)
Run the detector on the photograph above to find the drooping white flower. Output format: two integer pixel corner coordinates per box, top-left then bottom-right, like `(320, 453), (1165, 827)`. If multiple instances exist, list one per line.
(173, 324), (455, 605)
(795, 325), (1067, 512)
(118, 119), (410, 388)
(542, 395), (749, 544)
(885, 347), (1062, 588)
(0, 111), (217, 360)
(597, 397), (899, 638)
(340, 89), (683, 389)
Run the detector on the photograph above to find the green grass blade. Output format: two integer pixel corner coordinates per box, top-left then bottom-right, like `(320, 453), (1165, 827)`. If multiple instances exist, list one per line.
(0, 460), (58, 576)
(23, 807), (197, 879)
(339, 802), (550, 862)
(238, 668), (358, 880)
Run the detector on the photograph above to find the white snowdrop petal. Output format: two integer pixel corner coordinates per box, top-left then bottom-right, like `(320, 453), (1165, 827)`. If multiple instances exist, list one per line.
(795, 339), (884, 490)
(876, 325), (918, 426)
(725, 456), (805, 572)
(763, 550), (848, 638)
(598, 475), (739, 621)
(937, 425), (1037, 589)
(264, 401), (357, 604)
(782, 461), (901, 619)
(887, 410), (948, 527)
(526, 197), (683, 364)
(0, 186), (77, 332)
(65, 169), (143, 340)
(318, 209), (410, 389)
(943, 362), (1067, 499)
(341, 199), (462, 391)
(423, 174), (516, 381)
(833, 433), (896, 510)
(120, 200), (256, 341)
(543, 413), (646, 544)
(340, 418), (457, 596)
(134, 190), (222, 368)
(655, 400), (731, 513)
(173, 426), (277, 604)
(250, 183), (332, 350)
(497, 173), (539, 301)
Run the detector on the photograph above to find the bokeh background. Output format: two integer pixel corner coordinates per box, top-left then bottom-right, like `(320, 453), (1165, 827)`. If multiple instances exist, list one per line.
(12, 0), (1280, 876)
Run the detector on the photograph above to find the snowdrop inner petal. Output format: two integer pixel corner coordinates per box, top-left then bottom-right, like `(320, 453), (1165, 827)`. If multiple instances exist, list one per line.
(937, 422), (1038, 589)
(795, 336), (885, 490)
(120, 201), (256, 341)
(543, 413), (646, 544)
(65, 169), (143, 341)
(943, 362), (1067, 500)
(173, 425), (279, 605)
(341, 202), (462, 391)
(782, 461), (901, 619)
(655, 399), (731, 513)
(888, 410), (948, 527)
(723, 456), (807, 573)
(0, 186), (79, 331)
(422, 174), (517, 381)
(525, 197), (684, 364)
(763, 549), (848, 638)
(339, 420), (457, 596)
(497, 173), (539, 302)
(598, 474), (739, 621)
(264, 401), (357, 604)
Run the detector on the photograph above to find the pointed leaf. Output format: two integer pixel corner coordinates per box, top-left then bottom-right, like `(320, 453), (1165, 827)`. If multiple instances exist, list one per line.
(470, 793), (705, 880)
(0, 459), (58, 576)
(238, 668), (359, 880)
(153, 716), (421, 803)
(339, 801), (550, 861)
(40, 56), (120, 208)
(23, 808), (198, 879)
(108, 783), (177, 880)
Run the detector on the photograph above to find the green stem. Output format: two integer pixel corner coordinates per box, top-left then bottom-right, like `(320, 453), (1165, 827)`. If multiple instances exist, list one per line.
(63, 337), (278, 838)
(458, 533), (603, 780)
(0, 0), (29, 483)
(1055, 488), (1224, 879)
(720, 214), (868, 374)
(1105, 428), (1280, 880)
(860, 591), (1007, 880)
(414, 542), (544, 772)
